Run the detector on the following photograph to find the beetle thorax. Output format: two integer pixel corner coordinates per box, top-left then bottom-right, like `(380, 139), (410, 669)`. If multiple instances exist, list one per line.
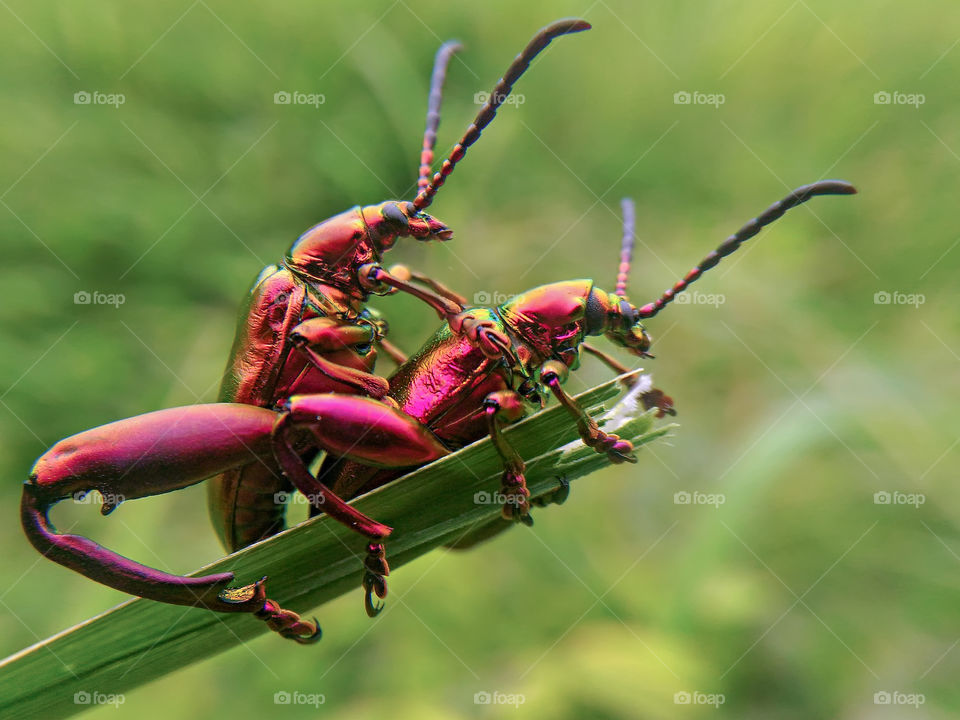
(284, 206), (378, 294)
(498, 280), (594, 367)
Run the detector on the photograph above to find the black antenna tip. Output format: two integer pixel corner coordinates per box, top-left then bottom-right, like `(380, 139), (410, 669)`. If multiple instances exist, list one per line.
(809, 180), (858, 196)
(548, 18), (592, 35)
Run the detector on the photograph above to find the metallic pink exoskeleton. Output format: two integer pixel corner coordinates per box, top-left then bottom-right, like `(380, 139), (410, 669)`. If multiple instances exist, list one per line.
(21, 177), (855, 643)
(20, 19), (592, 643)
(211, 17), (590, 554)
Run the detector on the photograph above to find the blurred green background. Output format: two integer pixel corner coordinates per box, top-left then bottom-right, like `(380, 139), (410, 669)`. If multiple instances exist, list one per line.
(1, 1), (958, 717)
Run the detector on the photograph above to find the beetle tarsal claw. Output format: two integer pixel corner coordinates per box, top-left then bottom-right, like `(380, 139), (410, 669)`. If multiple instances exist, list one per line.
(254, 598), (323, 644)
(362, 571), (388, 618)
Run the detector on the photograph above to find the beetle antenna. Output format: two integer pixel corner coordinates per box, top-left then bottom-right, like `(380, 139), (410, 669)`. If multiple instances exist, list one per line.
(637, 180), (857, 319)
(615, 197), (635, 299)
(418, 40), (463, 192)
(412, 18), (591, 211)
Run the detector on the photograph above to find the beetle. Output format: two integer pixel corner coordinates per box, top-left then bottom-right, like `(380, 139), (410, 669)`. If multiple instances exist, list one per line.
(208, 15), (590, 581)
(321, 180), (859, 552)
(18, 18), (592, 644)
(21, 180), (854, 642)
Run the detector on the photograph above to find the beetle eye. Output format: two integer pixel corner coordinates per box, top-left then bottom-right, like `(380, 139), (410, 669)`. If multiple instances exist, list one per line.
(584, 290), (606, 334)
(382, 203), (408, 227)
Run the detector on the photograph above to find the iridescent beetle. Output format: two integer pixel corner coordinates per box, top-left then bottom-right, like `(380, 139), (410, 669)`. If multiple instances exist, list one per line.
(212, 16), (591, 560)
(21, 180), (854, 642)
(19, 18), (592, 642)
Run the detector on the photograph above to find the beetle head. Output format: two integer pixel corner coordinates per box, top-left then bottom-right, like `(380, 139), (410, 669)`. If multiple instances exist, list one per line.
(362, 201), (453, 252)
(497, 280), (651, 374)
(284, 203), (451, 292)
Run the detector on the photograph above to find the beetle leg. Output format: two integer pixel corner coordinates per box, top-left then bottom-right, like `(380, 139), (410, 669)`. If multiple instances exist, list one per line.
(483, 390), (532, 525)
(20, 403), (327, 642)
(579, 344), (676, 418)
(387, 264), (467, 306)
(581, 342), (633, 387)
(273, 393), (449, 618)
(359, 264), (463, 319)
(640, 388), (677, 418)
(540, 360), (637, 464)
(359, 265), (514, 361)
(377, 338), (408, 366)
(289, 317), (391, 400)
(448, 311), (514, 361)
(255, 598), (322, 644)
(272, 414), (394, 541)
(362, 542), (389, 617)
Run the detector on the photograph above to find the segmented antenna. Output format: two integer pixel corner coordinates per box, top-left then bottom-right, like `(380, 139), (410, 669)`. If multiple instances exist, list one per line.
(418, 40), (463, 192)
(637, 180), (857, 319)
(412, 18), (591, 211)
(615, 197), (635, 298)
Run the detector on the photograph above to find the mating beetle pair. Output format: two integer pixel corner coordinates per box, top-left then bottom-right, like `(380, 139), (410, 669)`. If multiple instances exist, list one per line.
(19, 18), (856, 644)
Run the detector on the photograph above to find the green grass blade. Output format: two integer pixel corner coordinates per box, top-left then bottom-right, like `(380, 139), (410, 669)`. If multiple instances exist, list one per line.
(0, 376), (675, 719)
